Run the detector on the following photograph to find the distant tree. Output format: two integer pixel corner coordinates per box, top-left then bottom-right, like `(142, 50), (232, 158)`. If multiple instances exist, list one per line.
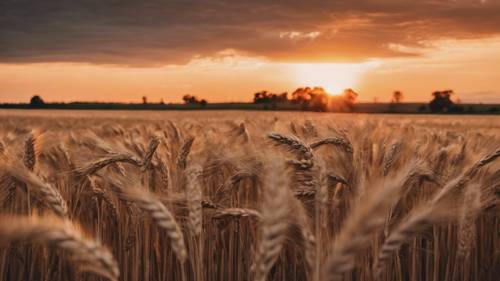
(29, 95), (45, 108)
(391, 91), (403, 103)
(182, 94), (207, 105)
(342, 88), (358, 104)
(253, 86), (359, 112)
(253, 91), (288, 104)
(429, 90), (454, 113)
(142, 96), (148, 104)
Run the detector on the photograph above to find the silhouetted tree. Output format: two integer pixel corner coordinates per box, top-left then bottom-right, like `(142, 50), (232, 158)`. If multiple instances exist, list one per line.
(142, 96), (148, 104)
(182, 95), (207, 106)
(392, 91), (403, 103)
(253, 91), (288, 104)
(341, 88), (358, 111)
(29, 95), (45, 108)
(429, 90), (454, 113)
(252, 86), (359, 112)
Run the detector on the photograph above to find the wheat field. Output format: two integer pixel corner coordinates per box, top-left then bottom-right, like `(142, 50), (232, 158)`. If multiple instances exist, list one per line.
(0, 110), (498, 281)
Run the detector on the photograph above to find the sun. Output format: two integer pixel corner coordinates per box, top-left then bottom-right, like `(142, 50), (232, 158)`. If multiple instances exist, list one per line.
(289, 61), (379, 95)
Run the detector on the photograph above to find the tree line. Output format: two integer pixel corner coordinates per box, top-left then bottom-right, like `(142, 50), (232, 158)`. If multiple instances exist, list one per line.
(20, 88), (497, 114)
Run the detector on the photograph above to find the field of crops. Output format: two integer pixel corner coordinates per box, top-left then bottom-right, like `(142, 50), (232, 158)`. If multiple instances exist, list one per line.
(0, 110), (498, 281)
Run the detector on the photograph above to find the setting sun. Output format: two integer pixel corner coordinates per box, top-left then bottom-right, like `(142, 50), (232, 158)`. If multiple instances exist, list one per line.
(290, 62), (379, 95)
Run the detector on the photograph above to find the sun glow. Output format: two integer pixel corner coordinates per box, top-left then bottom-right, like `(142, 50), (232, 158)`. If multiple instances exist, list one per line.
(290, 61), (379, 95)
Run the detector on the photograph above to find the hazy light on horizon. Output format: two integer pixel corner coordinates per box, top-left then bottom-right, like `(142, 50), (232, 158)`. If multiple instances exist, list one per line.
(1, 37), (499, 104)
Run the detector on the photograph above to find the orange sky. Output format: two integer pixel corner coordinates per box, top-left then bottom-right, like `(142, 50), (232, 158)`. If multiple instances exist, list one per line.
(1, 1), (499, 103)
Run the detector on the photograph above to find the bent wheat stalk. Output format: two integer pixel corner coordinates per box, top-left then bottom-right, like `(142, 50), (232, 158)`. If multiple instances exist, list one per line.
(1, 159), (67, 217)
(75, 153), (142, 178)
(432, 149), (500, 204)
(111, 181), (187, 262)
(322, 169), (410, 281)
(309, 137), (353, 154)
(0, 215), (119, 281)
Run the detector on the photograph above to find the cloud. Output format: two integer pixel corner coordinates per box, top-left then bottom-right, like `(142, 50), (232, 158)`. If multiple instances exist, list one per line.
(1, 0), (500, 66)
(279, 31), (321, 40)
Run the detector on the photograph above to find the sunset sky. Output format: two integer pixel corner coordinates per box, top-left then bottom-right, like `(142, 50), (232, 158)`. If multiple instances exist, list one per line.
(1, 0), (499, 103)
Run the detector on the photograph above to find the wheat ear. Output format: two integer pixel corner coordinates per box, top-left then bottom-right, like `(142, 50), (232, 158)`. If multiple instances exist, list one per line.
(268, 132), (313, 160)
(432, 148), (500, 204)
(375, 203), (443, 277)
(252, 165), (291, 281)
(111, 182), (187, 262)
(213, 208), (262, 220)
(75, 153), (142, 177)
(0, 215), (119, 281)
(1, 159), (67, 217)
(186, 166), (203, 235)
(309, 137), (353, 154)
(457, 183), (481, 259)
(141, 135), (161, 169)
(322, 171), (409, 281)
(176, 137), (195, 170)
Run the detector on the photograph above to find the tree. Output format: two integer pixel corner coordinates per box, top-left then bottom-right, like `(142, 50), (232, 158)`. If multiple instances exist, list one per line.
(182, 95), (207, 106)
(142, 96), (148, 104)
(391, 91), (403, 103)
(342, 88), (358, 104)
(429, 90), (454, 113)
(253, 91), (288, 104)
(29, 95), (45, 108)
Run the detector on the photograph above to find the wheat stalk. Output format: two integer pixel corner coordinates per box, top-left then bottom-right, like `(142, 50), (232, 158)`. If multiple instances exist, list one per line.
(1, 158), (67, 217)
(432, 148), (500, 204)
(252, 164), (291, 281)
(0, 215), (119, 281)
(186, 166), (203, 235)
(110, 180), (187, 262)
(456, 183), (481, 259)
(322, 169), (410, 281)
(75, 153), (142, 178)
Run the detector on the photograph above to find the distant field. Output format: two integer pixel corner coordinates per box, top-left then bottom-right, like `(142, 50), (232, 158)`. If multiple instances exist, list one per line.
(0, 110), (498, 281)
(1, 102), (499, 114)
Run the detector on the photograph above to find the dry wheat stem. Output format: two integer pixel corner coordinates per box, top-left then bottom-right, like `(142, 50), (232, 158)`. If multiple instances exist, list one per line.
(76, 153), (142, 177)
(432, 149), (500, 204)
(112, 183), (187, 262)
(1, 159), (68, 217)
(322, 170), (410, 281)
(0, 215), (119, 281)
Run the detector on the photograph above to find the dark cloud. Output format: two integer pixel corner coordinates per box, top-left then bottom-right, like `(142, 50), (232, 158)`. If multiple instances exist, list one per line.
(1, 0), (499, 66)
